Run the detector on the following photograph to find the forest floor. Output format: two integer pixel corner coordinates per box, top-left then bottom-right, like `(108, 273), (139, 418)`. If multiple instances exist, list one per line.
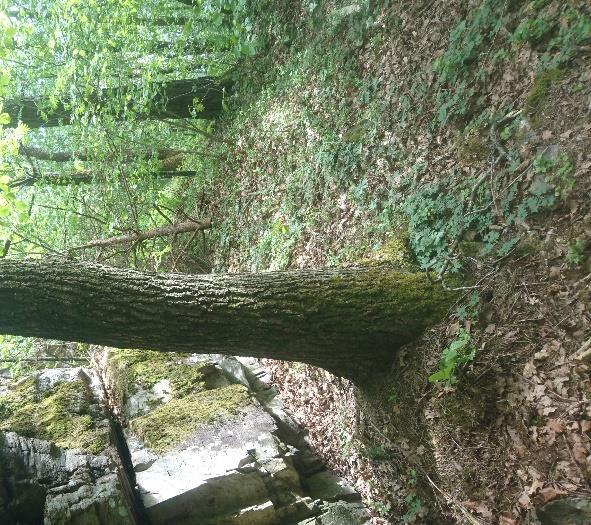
(176, 1), (591, 523)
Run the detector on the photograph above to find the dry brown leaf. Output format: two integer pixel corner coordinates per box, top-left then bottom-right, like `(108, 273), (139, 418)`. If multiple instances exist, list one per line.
(518, 491), (532, 508)
(462, 500), (493, 518)
(499, 514), (518, 525)
(573, 443), (588, 464)
(546, 419), (565, 433)
(523, 361), (537, 378)
(538, 486), (568, 503)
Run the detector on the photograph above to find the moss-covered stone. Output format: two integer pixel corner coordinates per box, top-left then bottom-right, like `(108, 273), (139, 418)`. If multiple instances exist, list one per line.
(525, 68), (563, 119)
(457, 132), (487, 164)
(360, 232), (418, 272)
(109, 349), (209, 400)
(377, 234), (418, 271)
(0, 377), (109, 454)
(130, 384), (251, 453)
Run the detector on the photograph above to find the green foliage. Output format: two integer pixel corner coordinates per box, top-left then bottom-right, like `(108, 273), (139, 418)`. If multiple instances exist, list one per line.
(364, 443), (387, 460)
(455, 291), (481, 322)
(401, 468), (423, 523)
(432, 0), (505, 126)
(511, 18), (554, 45)
(565, 239), (587, 266)
(367, 499), (391, 518)
(533, 152), (575, 200)
(540, 7), (591, 68)
(402, 493), (423, 523)
(429, 329), (476, 385)
(251, 217), (299, 271)
(402, 178), (492, 272)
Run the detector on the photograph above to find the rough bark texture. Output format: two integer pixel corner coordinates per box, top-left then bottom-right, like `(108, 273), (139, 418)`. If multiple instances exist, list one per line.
(19, 145), (179, 162)
(0, 260), (453, 379)
(69, 220), (212, 251)
(11, 169), (195, 188)
(5, 77), (230, 129)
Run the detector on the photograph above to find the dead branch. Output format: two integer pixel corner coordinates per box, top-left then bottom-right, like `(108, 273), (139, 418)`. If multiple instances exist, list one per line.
(68, 219), (212, 252)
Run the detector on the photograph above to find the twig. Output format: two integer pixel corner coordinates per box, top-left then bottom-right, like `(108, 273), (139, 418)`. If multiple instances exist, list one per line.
(574, 273), (591, 288)
(36, 204), (109, 226)
(1, 239), (11, 258)
(153, 204), (174, 225)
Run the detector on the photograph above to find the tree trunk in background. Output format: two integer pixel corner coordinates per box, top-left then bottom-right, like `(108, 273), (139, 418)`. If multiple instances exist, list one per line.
(19, 145), (179, 162)
(10, 169), (195, 188)
(5, 77), (231, 129)
(0, 260), (453, 380)
(68, 219), (211, 251)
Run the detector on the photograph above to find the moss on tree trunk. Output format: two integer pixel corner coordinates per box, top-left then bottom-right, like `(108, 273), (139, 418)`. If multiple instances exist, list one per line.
(0, 259), (454, 380)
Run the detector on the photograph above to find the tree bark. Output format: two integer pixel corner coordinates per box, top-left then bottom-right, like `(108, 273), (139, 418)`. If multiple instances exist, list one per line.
(68, 219), (211, 251)
(0, 259), (453, 380)
(10, 169), (196, 188)
(19, 145), (179, 162)
(5, 77), (231, 129)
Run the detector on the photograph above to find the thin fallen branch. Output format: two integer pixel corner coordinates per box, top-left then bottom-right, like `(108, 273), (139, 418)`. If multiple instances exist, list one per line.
(68, 219), (212, 252)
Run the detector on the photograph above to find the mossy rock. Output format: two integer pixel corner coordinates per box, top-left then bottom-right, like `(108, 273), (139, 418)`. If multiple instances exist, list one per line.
(0, 375), (109, 454)
(457, 132), (488, 164)
(109, 349), (212, 403)
(525, 68), (564, 121)
(362, 232), (418, 272)
(130, 384), (251, 453)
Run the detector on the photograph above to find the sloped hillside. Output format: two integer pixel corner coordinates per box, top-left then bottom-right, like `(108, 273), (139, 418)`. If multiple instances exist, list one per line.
(199, 1), (591, 523)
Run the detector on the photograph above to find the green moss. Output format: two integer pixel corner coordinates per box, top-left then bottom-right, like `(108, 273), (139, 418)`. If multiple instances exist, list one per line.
(361, 232), (418, 272)
(525, 68), (563, 117)
(0, 378), (109, 454)
(109, 349), (209, 400)
(457, 132), (487, 164)
(130, 384), (251, 453)
(377, 234), (418, 271)
(330, 269), (457, 331)
(458, 241), (484, 257)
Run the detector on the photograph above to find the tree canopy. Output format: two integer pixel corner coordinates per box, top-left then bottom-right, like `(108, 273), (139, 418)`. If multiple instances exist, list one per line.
(0, 0), (257, 367)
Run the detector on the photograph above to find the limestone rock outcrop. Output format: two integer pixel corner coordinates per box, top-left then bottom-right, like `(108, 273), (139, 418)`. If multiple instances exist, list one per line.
(0, 354), (370, 524)
(105, 350), (370, 525)
(0, 368), (132, 524)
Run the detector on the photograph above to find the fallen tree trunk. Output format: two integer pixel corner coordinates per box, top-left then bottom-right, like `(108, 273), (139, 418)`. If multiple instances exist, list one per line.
(0, 259), (454, 380)
(68, 219), (212, 251)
